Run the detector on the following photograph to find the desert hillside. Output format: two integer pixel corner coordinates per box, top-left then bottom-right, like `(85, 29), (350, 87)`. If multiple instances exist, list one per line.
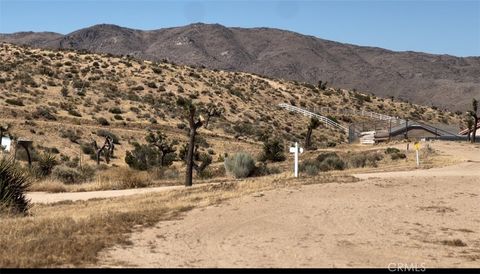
(0, 43), (462, 166)
(1, 23), (479, 110)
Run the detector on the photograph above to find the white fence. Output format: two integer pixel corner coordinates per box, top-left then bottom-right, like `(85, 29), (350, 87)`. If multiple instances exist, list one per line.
(311, 106), (405, 124)
(278, 103), (349, 132)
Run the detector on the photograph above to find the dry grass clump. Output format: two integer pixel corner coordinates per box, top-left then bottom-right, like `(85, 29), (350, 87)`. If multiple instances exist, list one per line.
(29, 178), (66, 193)
(0, 173), (356, 267)
(95, 167), (153, 190)
(30, 167), (154, 192)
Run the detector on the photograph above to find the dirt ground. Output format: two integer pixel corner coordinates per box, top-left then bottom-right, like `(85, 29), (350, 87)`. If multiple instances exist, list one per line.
(92, 141), (480, 268)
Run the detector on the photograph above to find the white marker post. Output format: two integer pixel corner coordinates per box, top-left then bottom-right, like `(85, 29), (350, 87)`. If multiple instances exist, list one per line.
(289, 142), (304, 177)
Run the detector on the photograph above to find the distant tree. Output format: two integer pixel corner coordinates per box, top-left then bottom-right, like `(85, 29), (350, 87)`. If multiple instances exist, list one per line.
(145, 130), (177, 167)
(177, 97), (220, 187)
(467, 99), (478, 143)
(305, 117), (321, 150)
(318, 80), (328, 90)
(466, 117), (474, 142)
(203, 103), (223, 129)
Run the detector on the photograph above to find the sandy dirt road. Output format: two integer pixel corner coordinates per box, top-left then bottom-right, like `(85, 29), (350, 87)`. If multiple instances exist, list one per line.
(96, 141), (480, 268)
(27, 185), (185, 204)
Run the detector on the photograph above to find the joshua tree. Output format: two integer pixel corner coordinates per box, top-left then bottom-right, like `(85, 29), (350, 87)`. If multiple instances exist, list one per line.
(203, 103), (223, 129)
(305, 117), (321, 150)
(93, 136), (115, 165)
(177, 97), (220, 187)
(467, 99), (478, 143)
(145, 130), (177, 166)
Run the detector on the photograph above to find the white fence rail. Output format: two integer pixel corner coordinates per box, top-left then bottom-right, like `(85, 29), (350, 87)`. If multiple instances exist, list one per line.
(278, 103), (348, 133)
(311, 106), (405, 124)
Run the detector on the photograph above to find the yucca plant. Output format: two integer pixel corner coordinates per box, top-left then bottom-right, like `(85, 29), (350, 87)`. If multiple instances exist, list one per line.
(36, 152), (58, 177)
(0, 157), (31, 215)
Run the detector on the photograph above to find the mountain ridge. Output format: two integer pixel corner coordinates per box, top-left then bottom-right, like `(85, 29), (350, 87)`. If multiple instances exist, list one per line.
(1, 23), (479, 111)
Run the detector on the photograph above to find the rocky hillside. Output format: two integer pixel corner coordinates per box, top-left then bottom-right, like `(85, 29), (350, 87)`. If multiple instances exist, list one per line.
(1, 23), (479, 111)
(0, 43), (461, 165)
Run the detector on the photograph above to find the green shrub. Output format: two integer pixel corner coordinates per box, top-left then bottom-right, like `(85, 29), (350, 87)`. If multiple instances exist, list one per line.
(35, 153), (58, 177)
(260, 138), (286, 162)
(299, 159), (321, 176)
(385, 147), (400, 154)
(316, 152), (340, 163)
(347, 152), (383, 168)
(52, 166), (81, 184)
(390, 152), (406, 160)
(252, 162), (281, 177)
(125, 143), (160, 171)
(52, 165), (96, 184)
(0, 157), (31, 215)
(5, 98), (24, 106)
(68, 109), (82, 117)
(33, 106), (56, 121)
(60, 129), (81, 144)
(300, 152), (346, 175)
(109, 107), (123, 114)
(319, 156), (345, 171)
(80, 143), (95, 155)
(224, 153), (256, 178)
(97, 117), (110, 126)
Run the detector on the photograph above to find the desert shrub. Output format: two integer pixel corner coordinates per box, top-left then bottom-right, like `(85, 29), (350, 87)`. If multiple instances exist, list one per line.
(390, 152), (406, 160)
(61, 86), (69, 97)
(124, 143), (160, 171)
(0, 157), (31, 215)
(80, 143), (95, 155)
(151, 166), (180, 180)
(96, 117), (110, 126)
(68, 109), (82, 117)
(109, 107), (123, 114)
(5, 98), (24, 106)
(316, 152), (339, 163)
(44, 147), (60, 154)
(252, 162), (281, 177)
(299, 159), (321, 176)
(224, 153), (256, 178)
(96, 129), (120, 144)
(52, 165), (95, 184)
(33, 106), (56, 121)
(347, 152), (383, 168)
(319, 155), (345, 171)
(52, 166), (81, 184)
(15, 147), (39, 163)
(60, 129), (81, 144)
(300, 152), (345, 175)
(98, 168), (152, 189)
(260, 138), (286, 162)
(35, 153), (58, 177)
(385, 147), (400, 154)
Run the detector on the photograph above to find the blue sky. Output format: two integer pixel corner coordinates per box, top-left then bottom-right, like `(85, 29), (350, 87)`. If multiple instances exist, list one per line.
(0, 0), (479, 57)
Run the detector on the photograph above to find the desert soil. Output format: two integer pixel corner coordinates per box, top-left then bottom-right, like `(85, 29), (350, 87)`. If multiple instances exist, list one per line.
(92, 141), (480, 268)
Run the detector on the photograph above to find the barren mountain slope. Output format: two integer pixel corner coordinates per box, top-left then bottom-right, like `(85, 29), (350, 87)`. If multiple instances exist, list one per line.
(1, 23), (479, 110)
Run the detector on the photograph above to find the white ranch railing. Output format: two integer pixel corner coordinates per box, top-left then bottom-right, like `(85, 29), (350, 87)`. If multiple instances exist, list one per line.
(278, 103), (348, 133)
(313, 106), (405, 124)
